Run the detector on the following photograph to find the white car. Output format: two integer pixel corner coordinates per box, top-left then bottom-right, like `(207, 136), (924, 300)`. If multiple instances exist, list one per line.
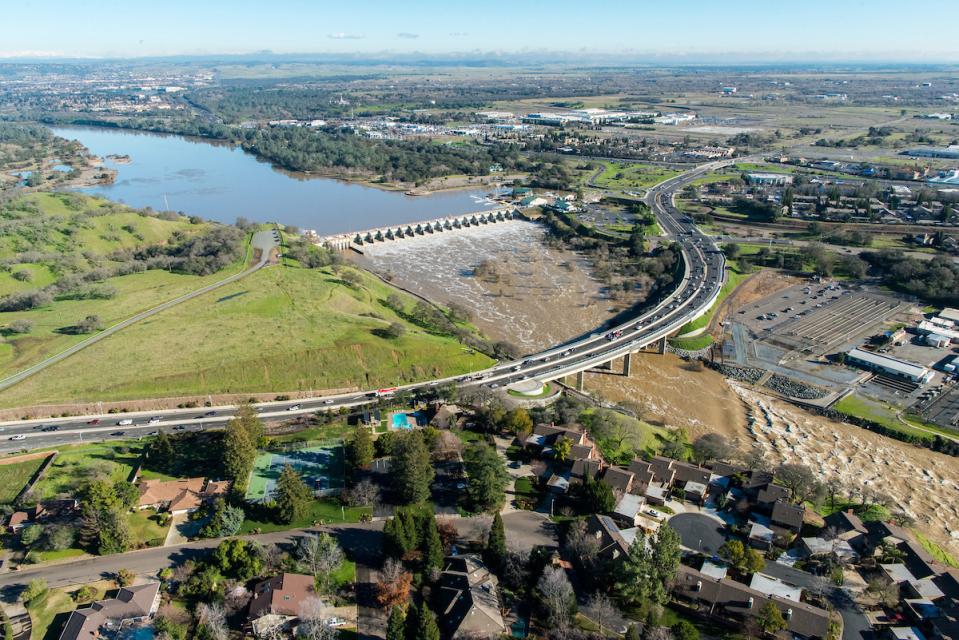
(118, 419), (133, 426)
(9, 434), (26, 441)
(326, 618), (346, 628)
(287, 404), (301, 411)
(646, 509), (662, 518)
(148, 416), (160, 424)
(323, 399), (335, 405)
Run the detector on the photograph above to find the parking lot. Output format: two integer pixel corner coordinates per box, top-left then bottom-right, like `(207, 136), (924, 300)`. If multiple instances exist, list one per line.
(918, 383), (959, 429)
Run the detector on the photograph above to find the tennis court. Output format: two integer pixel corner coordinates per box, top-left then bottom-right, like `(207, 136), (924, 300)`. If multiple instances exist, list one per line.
(245, 442), (345, 502)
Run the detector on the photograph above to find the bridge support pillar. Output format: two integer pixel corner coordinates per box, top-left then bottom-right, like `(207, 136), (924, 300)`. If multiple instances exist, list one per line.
(623, 352), (633, 377)
(575, 371), (585, 392)
(657, 336), (667, 355)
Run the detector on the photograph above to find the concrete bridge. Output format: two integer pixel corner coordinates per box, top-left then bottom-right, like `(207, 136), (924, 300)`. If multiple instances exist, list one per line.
(312, 206), (521, 250)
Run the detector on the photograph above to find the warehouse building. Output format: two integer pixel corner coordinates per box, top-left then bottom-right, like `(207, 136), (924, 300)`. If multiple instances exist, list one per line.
(845, 348), (934, 384)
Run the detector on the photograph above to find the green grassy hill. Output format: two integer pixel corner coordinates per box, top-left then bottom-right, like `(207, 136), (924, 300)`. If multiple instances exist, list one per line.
(0, 263), (494, 406)
(0, 192), (239, 377)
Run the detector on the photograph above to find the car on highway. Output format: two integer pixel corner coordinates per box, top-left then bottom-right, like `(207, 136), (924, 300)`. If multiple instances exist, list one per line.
(204, 411), (217, 417)
(118, 419), (133, 426)
(147, 430), (159, 436)
(148, 416), (160, 424)
(40, 425), (59, 432)
(86, 418), (100, 425)
(287, 404), (301, 411)
(9, 434), (26, 441)
(323, 399), (335, 405)
(173, 425), (187, 431)
(110, 431), (125, 437)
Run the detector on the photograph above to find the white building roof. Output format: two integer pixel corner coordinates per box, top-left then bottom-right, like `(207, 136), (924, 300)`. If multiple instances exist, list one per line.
(881, 563), (917, 583)
(749, 573), (804, 603)
(614, 493), (645, 520)
(847, 348), (930, 380)
(938, 307), (959, 323)
(918, 321), (959, 341)
(700, 560), (729, 579)
(891, 627), (927, 640)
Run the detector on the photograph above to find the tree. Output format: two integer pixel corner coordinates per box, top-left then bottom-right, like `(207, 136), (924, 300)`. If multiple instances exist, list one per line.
(297, 598), (336, 640)
(415, 604), (440, 640)
(586, 592), (619, 636)
(691, 433), (733, 464)
(757, 602), (787, 636)
(616, 525), (680, 607)
(200, 499), (245, 538)
(485, 512), (507, 570)
(502, 408), (533, 437)
(580, 473), (616, 514)
(20, 524), (42, 546)
(150, 432), (176, 473)
(349, 425), (374, 470)
(376, 558), (413, 607)
(672, 621), (699, 640)
(23, 578), (47, 605)
(463, 443), (509, 512)
(116, 568), (136, 587)
(421, 516), (444, 574)
(538, 566), (576, 630)
(76, 315), (103, 334)
(222, 407), (259, 494)
(212, 538), (262, 581)
(380, 322), (406, 340)
(554, 437), (572, 462)
(43, 524), (75, 551)
(196, 603), (228, 640)
(565, 519), (600, 572)
(386, 606), (406, 640)
(274, 464), (313, 524)
(775, 462), (820, 503)
(392, 432), (434, 504)
(296, 533), (344, 594)
(404, 601), (421, 640)
(384, 513), (416, 559)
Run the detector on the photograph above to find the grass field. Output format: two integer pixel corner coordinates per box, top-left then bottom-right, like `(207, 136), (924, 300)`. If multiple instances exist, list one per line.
(0, 263), (494, 407)
(831, 394), (950, 441)
(31, 441), (142, 500)
(591, 161), (681, 190)
(0, 455), (50, 504)
(238, 498), (371, 534)
(675, 263), (751, 336)
(0, 191), (248, 380)
(246, 444), (345, 502)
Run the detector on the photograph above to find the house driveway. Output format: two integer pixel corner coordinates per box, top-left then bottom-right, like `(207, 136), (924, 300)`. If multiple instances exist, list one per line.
(164, 512), (203, 546)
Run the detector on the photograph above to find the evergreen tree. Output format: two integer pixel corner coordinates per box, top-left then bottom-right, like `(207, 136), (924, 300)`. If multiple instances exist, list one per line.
(150, 432), (176, 473)
(392, 432), (434, 504)
(223, 414), (256, 495)
(404, 601), (420, 640)
(384, 516), (412, 559)
(485, 511), (507, 570)
(421, 516), (444, 573)
(463, 443), (509, 512)
(350, 425), (374, 470)
(386, 606), (406, 640)
(274, 464), (313, 524)
(416, 604), (440, 640)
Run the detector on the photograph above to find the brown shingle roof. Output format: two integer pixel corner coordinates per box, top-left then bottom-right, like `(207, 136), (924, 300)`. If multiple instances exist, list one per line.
(771, 500), (805, 531)
(601, 467), (634, 494)
(248, 573), (316, 620)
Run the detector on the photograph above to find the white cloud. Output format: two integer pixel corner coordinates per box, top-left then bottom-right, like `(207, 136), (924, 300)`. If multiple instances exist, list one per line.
(397, 32), (419, 39)
(327, 33), (364, 40)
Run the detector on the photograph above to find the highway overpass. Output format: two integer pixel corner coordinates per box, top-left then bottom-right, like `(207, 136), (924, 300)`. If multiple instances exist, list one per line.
(0, 160), (732, 453)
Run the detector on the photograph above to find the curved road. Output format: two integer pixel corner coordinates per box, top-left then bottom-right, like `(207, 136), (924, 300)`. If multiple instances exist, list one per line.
(0, 229), (280, 393)
(0, 162), (731, 451)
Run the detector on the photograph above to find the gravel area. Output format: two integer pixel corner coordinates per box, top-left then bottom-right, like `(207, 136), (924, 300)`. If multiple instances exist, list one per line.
(763, 373), (829, 400)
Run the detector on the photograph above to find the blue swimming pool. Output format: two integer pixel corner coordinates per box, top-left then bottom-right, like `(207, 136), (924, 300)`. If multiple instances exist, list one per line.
(392, 413), (412, 429)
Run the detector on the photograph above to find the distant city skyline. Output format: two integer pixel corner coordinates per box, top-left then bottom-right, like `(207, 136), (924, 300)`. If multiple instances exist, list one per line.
(1, 0), (957, 62)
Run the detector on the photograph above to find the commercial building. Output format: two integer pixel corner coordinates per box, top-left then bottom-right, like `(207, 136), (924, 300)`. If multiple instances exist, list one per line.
(845, 348), (934, 384)
(746, 172), (794, 186)
(904, 146), (959, 159)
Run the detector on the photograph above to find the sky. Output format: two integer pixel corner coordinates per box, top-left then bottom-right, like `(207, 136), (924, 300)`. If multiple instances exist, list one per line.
(1, 0), (956, 62)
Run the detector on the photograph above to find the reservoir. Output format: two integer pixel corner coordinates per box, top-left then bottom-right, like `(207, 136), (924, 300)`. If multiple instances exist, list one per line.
(50, 126), (503, 234)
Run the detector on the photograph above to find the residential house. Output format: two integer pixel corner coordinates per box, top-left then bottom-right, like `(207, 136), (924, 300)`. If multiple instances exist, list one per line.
(613, 493), (647, 528)
(586, 514), (632, 562)
(58, 583), (161, 640)
(601, 467), (635, 496)
(137, 477), (232, 514)
(435, 555), (507, 639)
(771, 500), (806, 536)
(800, 537), (859, 563)
(248, 573), (317, 638)
(672, 565), (831, 640)
(431, 404), (462, 430)
(571, 458), (602, 482)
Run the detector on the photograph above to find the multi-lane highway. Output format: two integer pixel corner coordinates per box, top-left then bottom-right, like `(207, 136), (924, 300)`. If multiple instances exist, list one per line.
(0, 161), (731, 453)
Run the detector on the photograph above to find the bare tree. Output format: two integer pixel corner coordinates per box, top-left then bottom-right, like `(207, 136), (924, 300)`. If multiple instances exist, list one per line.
(538, 566), (575, 630)
(586, 592), (618, 636)
(565, 519), (600, 570)
(296, 533), (344, 594)
(344, 479), (380, 507)
(196, 603), (228, 640)
(297, 596), (337, 640)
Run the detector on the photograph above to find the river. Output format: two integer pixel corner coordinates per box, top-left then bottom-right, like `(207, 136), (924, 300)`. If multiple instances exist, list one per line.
(50, 126), (503, 234)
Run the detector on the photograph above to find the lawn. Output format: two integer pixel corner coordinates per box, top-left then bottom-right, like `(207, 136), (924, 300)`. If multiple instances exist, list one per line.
(238, 498), (372, 534)
(513, 475), (542, 510)
(832, 395), (934, 441)
(26, 581), (111, 640)
(31, 442), (143, 500)
(0, 264), (494, 407)
(0, 454), (50, 504)
(668, 334), (714, 351)
(591, 161), (681, 190)
(127, 509), (171, 547)
(913, 530), (959, 569)
(331, 558), (357, 590)
(507, 383), (554, 399)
